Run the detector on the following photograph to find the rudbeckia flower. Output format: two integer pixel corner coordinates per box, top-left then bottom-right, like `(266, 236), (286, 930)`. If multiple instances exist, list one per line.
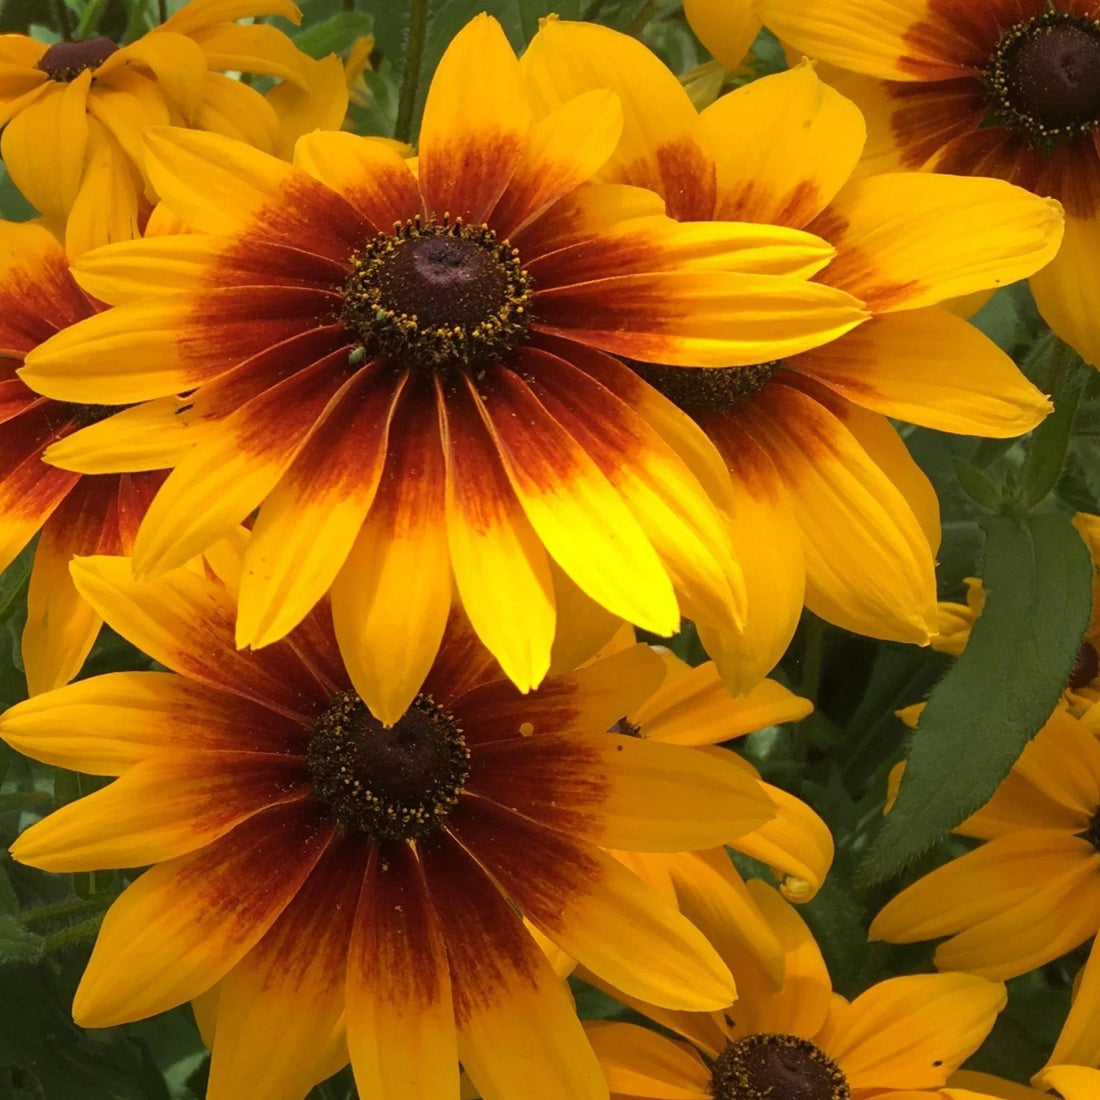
(684, 0), (760, 72)
(20, 14), (869, 723)
(584, 879), (1007, 1100)
(520, 21), (1061, 689)
(756, 0), (1100, 369)
(0, 0), (319, 256)
(0, 220), (183, 694)
(0, 540), (780, 1100)
(932, 514), (1100, 715)
(1034, 1066), (1100, 1099)
(871, 708), (1100, 1011)
(566, 638), (831, 985)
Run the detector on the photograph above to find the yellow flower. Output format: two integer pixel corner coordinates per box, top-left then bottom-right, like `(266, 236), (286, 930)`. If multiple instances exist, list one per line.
(932, 514), (1100, 715)
(344, 34), (375, 109)
(1035, 1066), (1100, 1100)
(600, 640), (832, 984)
(0, 0), (319, 256)
(585, 880), (1006, 1099)
(871, 708), (1100, 987)
(755, 0), (1100, 369)
(684, 0), (760, 70)
(0, 219), (190, 695)
(1, 539), (782, 1100)
(519, 21), (1060, 691)
(20, 14), (867, 723)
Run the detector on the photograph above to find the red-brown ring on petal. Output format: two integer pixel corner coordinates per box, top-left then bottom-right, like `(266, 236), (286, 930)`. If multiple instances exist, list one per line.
(628, 359), (780, 421)
(37, 37), (118, 82)
(985, 11), (1100, 146)
(1069, 639), (1099, 691)
(339, 216), (534, 372)
(307, 689), (470, 840)
(709, 1034), (850, 1100)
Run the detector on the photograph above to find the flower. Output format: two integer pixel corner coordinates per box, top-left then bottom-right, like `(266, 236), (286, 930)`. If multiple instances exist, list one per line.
(21, 14), (869, 723)
(684, 0), (761, 71)
(519, 21), (1061, 689)
(585, 879), (1007, 1100)
(932, 514), (1100, 715)
(1, 539), (782, 1100)
(1035, 1066), (1100, 1099)
(592, 641), (831, 983)
(0, 219), (185, 694)
(755, 0), (1100, 369)
(0, 0), (321, 256)
(871, 707), (1100, 993)
(344, 34), (375, 109)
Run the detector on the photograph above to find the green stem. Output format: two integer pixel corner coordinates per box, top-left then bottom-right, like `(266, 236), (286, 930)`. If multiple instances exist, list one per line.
(158, 0), (168, 22)
(800, 615), (825, 704)
(75, 0), (108, 38)
(55, 0), (73, 40)
(394, 0), (429, 144)
(43, 914), (103, 954)
(624, 0), (660, 37)
(20, 891), (116, 929)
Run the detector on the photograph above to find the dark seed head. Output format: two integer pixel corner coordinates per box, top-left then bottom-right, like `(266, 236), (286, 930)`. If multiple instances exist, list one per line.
(307, 691), (470, 840)
(986, 13), (1100, 142)
(1069, 640), (1099, 691)
(37, 37), (118, 82)
(340, 217), (533, 371)
(709, 1034), (850, 1100)
(629, 360), (780, 420)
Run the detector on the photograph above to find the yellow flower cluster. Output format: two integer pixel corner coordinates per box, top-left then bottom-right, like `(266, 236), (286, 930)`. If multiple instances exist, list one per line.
(0, 2), (1096, 1099)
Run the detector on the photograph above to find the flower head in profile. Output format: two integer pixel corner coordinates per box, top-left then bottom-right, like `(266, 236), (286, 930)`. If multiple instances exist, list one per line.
(933, 514), (1100, 715)
(606, 643), (833, 984)
(0, 220), (183, 694)
(585, 879), (1006, 1100)
(520, 21), (1062, 690)
(1, 540), (780, 1100)
(21, 14), (868, 723)
(0, 0), (328, 255)
(872, 708), (1100, 1020)
(756, 0), (1100, 369)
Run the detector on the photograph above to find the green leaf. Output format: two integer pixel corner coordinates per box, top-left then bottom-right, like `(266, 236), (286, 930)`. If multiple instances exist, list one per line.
(858, 511), (1093, 884)
(0, 914), (44, 969)
(952, 459), (1002, 512)
(1016, 366), (1084, 510)
(294, 11), (373, 59)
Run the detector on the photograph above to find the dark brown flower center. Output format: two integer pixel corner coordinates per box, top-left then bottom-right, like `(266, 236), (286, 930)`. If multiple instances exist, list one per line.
(709, 1035), (850, 1100)
(341, 217), (533, 371)
(1077, 805), (1100, 851)
(986, 12), (1100, 142)
(629, 360), (780, 420)
(37, 37), (118, 82)
(1069, 640), (1099, 691)
(307, 690), (470, 840)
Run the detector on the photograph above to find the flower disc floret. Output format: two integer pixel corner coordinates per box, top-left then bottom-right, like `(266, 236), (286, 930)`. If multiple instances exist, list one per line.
(709, 1034), (850, 1100)
(307, 690), (470, 839)
(1069, 640), (1099, 691)
(340, 216), (534, 371)
(36, 37), (119, 82)
(986, 11), (1100, 143)
(630, 360), (780, 419)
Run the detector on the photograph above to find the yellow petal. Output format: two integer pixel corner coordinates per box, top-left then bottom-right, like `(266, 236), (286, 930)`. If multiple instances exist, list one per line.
(587, 1021), (711, 1100)
(1031, 213), (1100, 369)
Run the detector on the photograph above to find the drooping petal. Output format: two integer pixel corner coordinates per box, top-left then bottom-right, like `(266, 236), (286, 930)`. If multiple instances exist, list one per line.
(236, 365), (403, 649)
(450, 797), (736, 1011)
(684, 0), (761, 69)
(1031, 213), (1100, 368)
(700, 63), (866, 228)
(473, 364), (679, 635)
(330, 376), (451, 726)
(419, 833), (607, 1100)
(69, 555), (330, 719)
(520, 17), (715, 220)
(206, 839), (363, 1100)
(1037, 1065), (1100, 1100)
(1043, 936), (1100, 1072)
(10, 750), (308, 872)
(418, 14), (530, 224)
(466, 730), (774, 850)
(794, 307), (1051, 435)
(99, 32), (208, 120)
(73, 802), (332, 1027)
(188, 22), (310, 87)
(131, 350), (349, 577)
(440, 375), (555, 693)
(0, 670), (306, 776)
(824, 973), (1006, 1090)
(811, 173), (1064, 313)
(532, 270), (868, 366)
(735, 378), (937, 643)
(347, 843), (458, 1100)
